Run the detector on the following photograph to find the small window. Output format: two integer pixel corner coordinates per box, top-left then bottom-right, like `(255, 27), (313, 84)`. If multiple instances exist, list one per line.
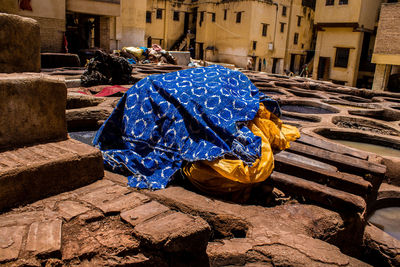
(224, 9), (227, 20)
(294, 33), (299, 45)
(339, 0), (348, 4)
(211, 12), (215, 22)
(173, 11), (180, 21)
(280, 22), (285, 33)
(236, 12), (242, 23)
(326, 0), (334, 5)
(156, 9), (162, 19)
(301, 43), (304, 49)
(253, 41), (257, 50)
(335, 48), (350, 68)
(262, 24), (268, 37)
(297, 16), (301, 26)
(146, 11), (152, 23)
(199, 11), (204, 26)
(282, 6), (287, 16)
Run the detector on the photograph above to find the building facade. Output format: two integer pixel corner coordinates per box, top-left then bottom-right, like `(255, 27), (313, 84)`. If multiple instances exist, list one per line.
(312, 0), (383, 88)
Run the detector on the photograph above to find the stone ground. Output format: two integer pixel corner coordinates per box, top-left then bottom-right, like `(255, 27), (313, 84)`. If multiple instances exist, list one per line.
(1, 170), (390, 266)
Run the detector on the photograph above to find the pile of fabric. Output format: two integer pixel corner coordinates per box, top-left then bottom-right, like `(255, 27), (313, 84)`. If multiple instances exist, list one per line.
(117, 44), (177, 65)
(81, 50), (133, 87)
(93, 65), (299, 199)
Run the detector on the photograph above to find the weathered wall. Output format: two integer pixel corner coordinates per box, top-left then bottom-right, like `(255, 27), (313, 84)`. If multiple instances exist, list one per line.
(0, 13), (41, 72)
(313, 27), (363, 86)
(372, 3), (400, 65)
(66, 0), (120, 17)
(0, 0), (66, 53)
(315, 0), (362, 25)
(117, 0), (146, 47)
(0, 73), (67, 150)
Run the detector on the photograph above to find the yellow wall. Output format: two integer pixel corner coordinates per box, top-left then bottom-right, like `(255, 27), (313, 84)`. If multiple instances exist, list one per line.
(145, 0), (191, 49)
(118, 0), (146, 47)
(67, 0), (120, 17)
(313, 27), (363, 86)
(315, 0), (362, 25)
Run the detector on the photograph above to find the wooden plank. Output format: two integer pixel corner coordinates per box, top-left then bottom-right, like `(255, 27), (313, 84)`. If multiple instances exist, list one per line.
(270, 172), (366, 213)
(274, 152), (372, 197)
(296, 134), (368, 160)
(288, 142), (387, 177)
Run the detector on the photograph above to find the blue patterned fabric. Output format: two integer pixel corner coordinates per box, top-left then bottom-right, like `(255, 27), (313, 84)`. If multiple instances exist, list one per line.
(93, 65), (281, 189)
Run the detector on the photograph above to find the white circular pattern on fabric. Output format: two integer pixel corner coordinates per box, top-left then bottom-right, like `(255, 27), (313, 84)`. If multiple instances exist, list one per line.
(141, 158), (155, 170)
(133, 119), (147, 137)
(233, 100), (246, 111)
(165, 86), (178, 94)
(164, 128), (177, 147)
(140, 101), (153, 115)
(192, 68), (206, 75)
(177, 71), (192, 79)
(178, 92), (190, 105)
(127, 92), (139, 103)
(191, 87), (205, 97)
(177, 80), (192, 88)
(220, 87), (231, 97)
(209, 114), (221, 125)
(238, 74), (248, 83)
(228, 77), (239, 87)
(161, 166), (173, 178)
(192, 76), (207, 83)
(205, 71), (219, 78)
(162, 74), (178, 82)
(205, 96), (221, 110)
(220, 108), (233, 121)
(136, 78), (149, 88)
(206, 82), (220, 89)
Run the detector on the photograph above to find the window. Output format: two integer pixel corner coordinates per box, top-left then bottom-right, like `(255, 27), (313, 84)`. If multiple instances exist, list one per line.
(199, 11), (204, 26)
(335, 48), (350, 68)
(294, 33), (299, 45)
(173, 11), (180, 21)
(297, 16), (301, 26)
(146, 11), (152, 23)
(211, 12), (215, 22)
(339, 0), (348, 4)
(326, 0), (334, 5)
(262, 23), (268, 37)
(253, 41), (257, 50)
(224, 9), (227, 20)
(282, 6), (287, 16)
(156, 9), (162, 19)
(280, 22), (285, 33)
(236, 12), (242, 23)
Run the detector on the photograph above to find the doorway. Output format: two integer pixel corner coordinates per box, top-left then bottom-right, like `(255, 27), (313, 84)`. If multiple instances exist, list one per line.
(318, 57), (330, 80)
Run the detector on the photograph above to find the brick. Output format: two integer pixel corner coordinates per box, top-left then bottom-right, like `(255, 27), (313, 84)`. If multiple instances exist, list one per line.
(97, 192), (150, 214)
(57, 201), (91, 221)
(25, 220), (62, 256)
(0, 226), (26, 262)
(79, 184), (131, 210)
(134, 212), (211, 252)
(0, 139), (104, 211)
(121, 201), (170, 227)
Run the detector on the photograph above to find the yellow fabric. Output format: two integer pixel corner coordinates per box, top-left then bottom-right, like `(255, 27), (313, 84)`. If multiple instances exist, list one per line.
(123, 47), (144, 59)
(183, 103), (300, 198)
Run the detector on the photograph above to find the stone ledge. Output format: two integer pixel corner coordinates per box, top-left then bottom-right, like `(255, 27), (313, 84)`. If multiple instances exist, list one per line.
(0, 139), (104, 211)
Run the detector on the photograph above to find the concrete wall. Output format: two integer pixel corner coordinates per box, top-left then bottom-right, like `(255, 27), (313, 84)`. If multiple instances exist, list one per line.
(313, 27), (363, 86)
(0, 0), (66, 52)
(117, 0), (146, 48)
(67, 0), (120, 17)
(315, 0), (362, 25)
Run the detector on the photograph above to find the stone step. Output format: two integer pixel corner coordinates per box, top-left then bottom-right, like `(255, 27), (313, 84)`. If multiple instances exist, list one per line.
(274, 151), (372, 197)
(288, 142), (387, 177)
(0, 139), (104, 211)
(270, 172), (366, 213)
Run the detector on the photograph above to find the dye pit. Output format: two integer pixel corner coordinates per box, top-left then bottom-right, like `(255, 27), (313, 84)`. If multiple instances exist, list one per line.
(369, 207), (400, 240)
(331, 140), (400, 158)
(69, 131), (97, 146)
(280, 104), (336, 114)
